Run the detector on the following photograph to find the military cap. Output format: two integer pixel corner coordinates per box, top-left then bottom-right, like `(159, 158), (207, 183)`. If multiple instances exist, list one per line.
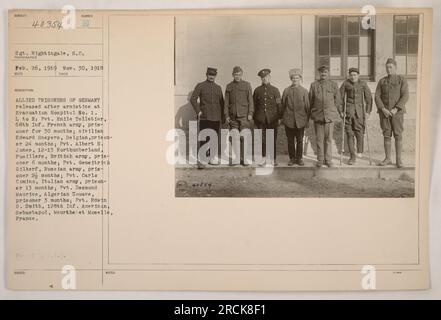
(317, 65), (330, 72)
(348, 67), (359, 74)
(385, 58), (397, 66)
(289, 68), (303, 78)
(232, 66), (243, 74)
(206, 67), (218, 75)
(257, 68), (271, 77)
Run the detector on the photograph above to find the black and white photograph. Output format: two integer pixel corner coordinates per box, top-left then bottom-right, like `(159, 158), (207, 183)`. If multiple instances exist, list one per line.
(174, 13), (420, 198)
(2, 1), (438, 298)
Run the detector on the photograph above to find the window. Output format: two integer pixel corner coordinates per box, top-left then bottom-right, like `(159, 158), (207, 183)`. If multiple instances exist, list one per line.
(316, 16), (375, 80)
(394, 15), (419, 76)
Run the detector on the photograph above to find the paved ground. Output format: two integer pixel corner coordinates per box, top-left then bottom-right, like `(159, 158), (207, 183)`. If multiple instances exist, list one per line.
(175, 153), (415, 198)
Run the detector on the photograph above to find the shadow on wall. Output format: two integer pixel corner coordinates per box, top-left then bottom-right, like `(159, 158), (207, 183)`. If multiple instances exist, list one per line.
(175, 91), (196, 131)
(303, 123), (317, 156)
(333, 121), (345, 155)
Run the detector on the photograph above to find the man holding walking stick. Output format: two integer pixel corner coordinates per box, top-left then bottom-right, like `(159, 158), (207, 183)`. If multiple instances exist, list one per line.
(339, 67), (373, 165)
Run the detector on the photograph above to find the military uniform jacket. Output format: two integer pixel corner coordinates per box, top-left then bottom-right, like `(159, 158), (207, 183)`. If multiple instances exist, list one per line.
(281, 85), (310, 129)
(190, 80), (224, 121)
(375, 74), (409, 114)
(340, 79), (373, 118)
(309, 79), (341, 122)
(224, 80), (254, 119)
(253, 83), (282, 124)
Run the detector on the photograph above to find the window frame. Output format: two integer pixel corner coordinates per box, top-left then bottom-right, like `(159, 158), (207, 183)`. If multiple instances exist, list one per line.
(393, 14), (419, 79)
(315, 15), (376, 81)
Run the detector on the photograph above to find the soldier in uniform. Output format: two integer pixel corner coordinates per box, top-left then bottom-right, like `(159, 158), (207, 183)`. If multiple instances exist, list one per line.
(190, 67), (224, 165)
(224, 66), (254, 166)
(375, 58), (409, 168)
(281, 68), (310, 166)
(309, 65), (341, 168)
(339, 67), (373, 165)
(253, 69), (282, 166)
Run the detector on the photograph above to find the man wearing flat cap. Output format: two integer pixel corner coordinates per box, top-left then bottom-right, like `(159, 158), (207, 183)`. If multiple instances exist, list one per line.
(190, 67), (225, 165)
(339, 67), (373, 165)
(281, 68), (310, 166)
(375, 58), (409, 168)
(309, 65), (342, 167)
(224, 66), (254, 166)
(253, 68), (282, 166)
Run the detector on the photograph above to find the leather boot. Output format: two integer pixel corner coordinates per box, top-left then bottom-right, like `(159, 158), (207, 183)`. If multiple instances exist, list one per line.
(395, 138), (403, 168)
(378, 137), (392, 166)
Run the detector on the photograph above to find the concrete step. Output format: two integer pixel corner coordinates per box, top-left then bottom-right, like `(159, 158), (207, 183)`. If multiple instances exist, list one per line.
(176, 166), (415, 182)
(175, 155), (415, 182)
(176, 159), (415, 182)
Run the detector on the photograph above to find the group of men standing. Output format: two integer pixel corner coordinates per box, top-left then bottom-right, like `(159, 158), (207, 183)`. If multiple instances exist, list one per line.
(189, 58), (409, 168)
